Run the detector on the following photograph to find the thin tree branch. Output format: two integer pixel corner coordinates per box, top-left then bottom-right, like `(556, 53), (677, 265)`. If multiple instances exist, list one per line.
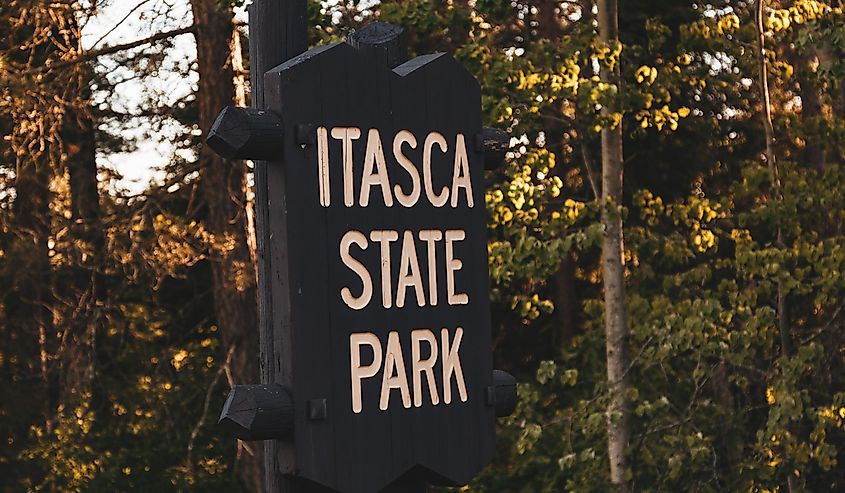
(186, 345), (235, 474)
(580, 140), (600, 199)
(124, 161), (204, 202)
(21, 25), (196, 75)
(89, 0), (154, 50)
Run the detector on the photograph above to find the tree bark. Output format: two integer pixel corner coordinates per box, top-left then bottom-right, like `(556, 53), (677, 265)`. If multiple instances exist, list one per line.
(596, 0), (631, 491)
(190, 0), (261, 490)
(554, 257), (578, 345)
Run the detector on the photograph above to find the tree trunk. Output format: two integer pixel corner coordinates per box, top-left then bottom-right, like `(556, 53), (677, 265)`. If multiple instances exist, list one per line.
(755, 2), (798, 491)
(709, 362), (742, 485)
(754, 0), (791, 359)
(596, 0), (631, 491)
(62, 8), (107, 419)
(63, 92), (103, 407)
(190, 0), (262, 490)
(554, 257), (578, 345)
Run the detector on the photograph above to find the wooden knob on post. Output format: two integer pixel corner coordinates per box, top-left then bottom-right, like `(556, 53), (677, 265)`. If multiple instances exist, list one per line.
(218, 384), (294, 441)
(478, 127), (510, 170)
(206, 106), (284, 161)
(488, 370), (518, 418)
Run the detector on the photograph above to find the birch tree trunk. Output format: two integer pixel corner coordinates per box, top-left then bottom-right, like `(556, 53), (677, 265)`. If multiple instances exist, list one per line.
(754, 0), (793, 363)
(754, 2), (797, 491)
(596, 0), (631, 491)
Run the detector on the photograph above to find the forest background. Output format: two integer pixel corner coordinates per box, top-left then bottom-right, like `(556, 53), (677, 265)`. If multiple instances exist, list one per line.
(1, 0), (845, 492)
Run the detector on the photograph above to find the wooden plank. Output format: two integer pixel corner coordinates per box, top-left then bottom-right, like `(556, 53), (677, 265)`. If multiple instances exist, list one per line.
(418, 52), (492, 486)
(331, 45), (378, 492)
(276, 43), (338, 487)
(350, 45), (400, 493)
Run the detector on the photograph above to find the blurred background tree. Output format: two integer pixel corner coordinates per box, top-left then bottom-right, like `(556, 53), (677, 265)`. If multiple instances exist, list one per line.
(1, 0), (844, 492)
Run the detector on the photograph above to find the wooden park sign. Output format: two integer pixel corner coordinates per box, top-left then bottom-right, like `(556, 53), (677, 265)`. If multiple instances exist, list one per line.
(207, 5), (514, 492)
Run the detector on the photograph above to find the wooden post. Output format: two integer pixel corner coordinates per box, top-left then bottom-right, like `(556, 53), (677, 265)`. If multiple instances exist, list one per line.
(347, 22), (406, 69)
(247, 1), (306, 492)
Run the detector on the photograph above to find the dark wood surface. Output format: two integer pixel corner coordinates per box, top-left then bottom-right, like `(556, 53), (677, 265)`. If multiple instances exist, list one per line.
(246, 1), (307, 491)
(347, 22), (406, 69)
(264, 40), (495, 493)
(205, 107), (508, 169)
(220, 4), (513, 490)
(491, 370), (518, 417)
(219, 384), (294, 440)
(479, 126), (509, 170)
(207, 106), (284, 160)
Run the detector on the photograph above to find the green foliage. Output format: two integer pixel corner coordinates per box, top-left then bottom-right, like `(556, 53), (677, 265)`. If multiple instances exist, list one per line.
(410, 0), (845, 491)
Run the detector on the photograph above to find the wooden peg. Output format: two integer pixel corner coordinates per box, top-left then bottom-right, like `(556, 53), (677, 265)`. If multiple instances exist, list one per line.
(487, 370), (518, 418)
(478, 127), (510, 170)
(218, 384), (294, 441)
(206, 106), (284, 161)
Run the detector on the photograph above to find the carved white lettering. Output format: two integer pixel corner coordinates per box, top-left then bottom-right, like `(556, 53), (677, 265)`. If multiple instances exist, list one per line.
(370, 230), (399, 309)
(379, 331), (412, 410)
(349, 328), (466, 412)
(393, 130), (420, 207)
(423, 132), (449, 207)
(450, 133), (473, 208)
(441, 327), (467, 404)
(411, 329), (440, 407)
(396, 231), (425, 308)
(445, 230), (469, 305)
(360, 128), (393, 207)
(340, 230), (372, 310)
(330, 127), (362, 207)
(350, 332), (383, 413)
(318, 128), (476, 209)
(317, 126), (331, 207)
(418, 230), (443, 306)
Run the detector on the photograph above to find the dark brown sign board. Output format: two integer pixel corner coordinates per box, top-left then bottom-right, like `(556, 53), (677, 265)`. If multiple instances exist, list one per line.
(208, 15), (515, 493)
(266, 42), (494, 493)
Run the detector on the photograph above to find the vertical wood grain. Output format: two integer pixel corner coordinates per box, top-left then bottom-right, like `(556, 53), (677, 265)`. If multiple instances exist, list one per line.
(247, 1), (307, 492)
(257, 20), (494, 492)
